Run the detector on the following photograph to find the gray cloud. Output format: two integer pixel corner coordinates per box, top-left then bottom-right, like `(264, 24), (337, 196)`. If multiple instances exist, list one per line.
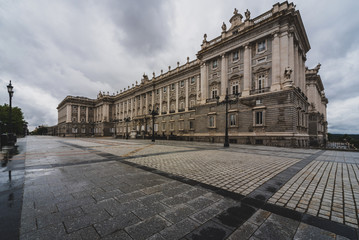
(0, 0), (358, 134)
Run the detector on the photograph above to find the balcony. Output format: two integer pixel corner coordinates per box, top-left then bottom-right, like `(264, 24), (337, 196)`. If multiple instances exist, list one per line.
(169, 110), (175, 113)
(161, 111), (167, 115)
(206, 98), (218, 103)
(178, 109), (185, 112)
(250, 87), (270, 95)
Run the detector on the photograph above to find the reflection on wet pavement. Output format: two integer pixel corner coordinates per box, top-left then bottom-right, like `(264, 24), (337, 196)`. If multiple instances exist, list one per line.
(0, 140), (25, 240)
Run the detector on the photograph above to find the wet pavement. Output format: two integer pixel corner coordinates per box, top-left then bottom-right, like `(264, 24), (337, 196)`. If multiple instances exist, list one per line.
(0, 142), (26, 239)
(1, 136), (358, 239)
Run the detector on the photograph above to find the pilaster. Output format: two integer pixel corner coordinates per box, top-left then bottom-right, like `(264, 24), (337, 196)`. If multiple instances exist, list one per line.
(242, 44), (251, 96)
(185, 79), (189, 111)
(271, 32), (281, 91)
(200, 62), (208, 103)
(220, 54), (228, 100)
(159, 90), (162, 115)
(175, 82), (179, 113)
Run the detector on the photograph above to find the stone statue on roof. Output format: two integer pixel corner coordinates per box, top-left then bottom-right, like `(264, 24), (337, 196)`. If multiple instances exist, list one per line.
(221, 22), (227, 32)
(245, 9), (251, 20)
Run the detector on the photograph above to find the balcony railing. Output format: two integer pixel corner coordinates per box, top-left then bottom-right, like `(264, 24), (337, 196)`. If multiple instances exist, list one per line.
(161, 111), (167, 115)
(206, 98), (218, 103)
(250, 87), (270, 95)
(178, 109), (185, 112)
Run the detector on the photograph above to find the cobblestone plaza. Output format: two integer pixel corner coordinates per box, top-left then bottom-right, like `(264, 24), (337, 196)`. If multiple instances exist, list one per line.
(1, 136), (358, 239)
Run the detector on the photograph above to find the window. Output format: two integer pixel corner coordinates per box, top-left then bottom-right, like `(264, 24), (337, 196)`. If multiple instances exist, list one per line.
(190, 121), (194, 130)
(180, 80), (184, 88)
(258, 74), (265, 91)
(156, 89), (159, 95)
(255, 111), (263, 125)
(171, 104), (175, 112)
(191, 77), (195, 84)
(81, 128), (86, 133)
(170, 122), (174, 130)
(171, 83), (175, 90)
(154, 124), (158, 132)
(209, 116), (215, 128)
(180, 102), (184, 110)
(179, 121), (184, 130)
(258, 40), (266, 52)
(149, 92), (152, 96)
(232, 84), (239, 95)
(211, 89), (218, 99)
(190, 100), (195, 108)
(162, 123), (166, 131)
(230, 114), (236, 126)
(162, 105), (167, 113)
(212, 59), (218, 69)
(163, 87), (167, 93)
(233, 51), (239, 61)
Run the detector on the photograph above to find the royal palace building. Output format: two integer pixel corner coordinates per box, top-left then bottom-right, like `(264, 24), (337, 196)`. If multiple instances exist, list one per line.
(57, 2), (328, 147)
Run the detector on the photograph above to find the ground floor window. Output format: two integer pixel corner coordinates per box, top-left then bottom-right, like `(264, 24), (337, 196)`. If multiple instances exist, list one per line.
(189, 121), (194, 130)
(208, 115), (215, 128)
(255, 111), (263, 125)
(230, 114), (236, 126)
(81, 128), (86, 133)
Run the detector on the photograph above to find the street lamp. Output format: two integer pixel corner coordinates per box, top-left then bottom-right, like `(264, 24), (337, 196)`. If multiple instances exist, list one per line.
(149, 108), (159, 142)
(216, 88), (240, 148)
(7, 81), (14, 145)
(124, 117), (131, 139)
(113, 119), (119, 138)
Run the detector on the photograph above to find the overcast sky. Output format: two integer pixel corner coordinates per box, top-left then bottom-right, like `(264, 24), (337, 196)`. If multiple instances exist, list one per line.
(0, 0), (358, 133)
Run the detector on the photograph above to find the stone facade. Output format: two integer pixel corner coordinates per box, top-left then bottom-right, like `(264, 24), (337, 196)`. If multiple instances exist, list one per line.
(57, 2), (328, 147)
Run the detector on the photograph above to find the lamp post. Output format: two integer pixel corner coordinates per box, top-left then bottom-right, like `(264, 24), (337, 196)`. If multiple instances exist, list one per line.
(216, 88), (240, 148)
(7, 81), (14, 133)
(7, 81), (14, 145)
(124, 117), (131, 139)
(149, 108), (159, 142)
(113, 119), (119, 138)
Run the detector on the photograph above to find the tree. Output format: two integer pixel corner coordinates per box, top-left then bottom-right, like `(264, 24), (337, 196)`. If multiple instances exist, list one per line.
(0, 104), (28, 136)
(31, 126), (48, 135)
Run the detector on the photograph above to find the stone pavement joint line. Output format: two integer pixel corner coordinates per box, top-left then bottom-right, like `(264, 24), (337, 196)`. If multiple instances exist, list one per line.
(14, 137), (359, 239)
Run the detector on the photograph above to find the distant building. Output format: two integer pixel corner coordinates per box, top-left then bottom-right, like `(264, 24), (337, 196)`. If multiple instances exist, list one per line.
(57, 2), (328, 147)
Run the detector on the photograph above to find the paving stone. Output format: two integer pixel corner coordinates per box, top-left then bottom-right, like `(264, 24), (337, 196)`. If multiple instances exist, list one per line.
(159, 218), (199, 240)
(160, 204), (195, 223)
(125, 215), (171, 240)
(94, 212), (140, 237)
(227, 221), (259, 240)
(185, 220), (233, 240)
(252, 214), (300, 240)
(293, 222), (336, 240)
(101, 230), (133, 240)
(64, 210), (110, 233)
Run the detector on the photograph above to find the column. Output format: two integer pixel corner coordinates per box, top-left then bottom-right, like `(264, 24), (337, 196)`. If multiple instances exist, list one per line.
(220, 54), (228, 100)
(134, 96), (137, 117)
(126, 99), (129, 117)
(294, 43), (299, 88)
(77, 105), (81, 122)
(152, 90), (155, 110)
(175, 82), (179, 113)
(66, 105), (71, 122)
(131, 98), (133, 119)
(185, 79), (189, 111)
(159, 89), (163, 115)
(139, 95), (143, 115)
(271, 32), (281, 91)
(200, 62), (208, 103)
(167, 85), (170, 113)
(86, 107), (89, 122)
(145, 92), (149, 114)
(122, 102), (125, 120)
(242, 44), (251, 96)
(196, 76), (200, 101)
(280, 31), (289, 87)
